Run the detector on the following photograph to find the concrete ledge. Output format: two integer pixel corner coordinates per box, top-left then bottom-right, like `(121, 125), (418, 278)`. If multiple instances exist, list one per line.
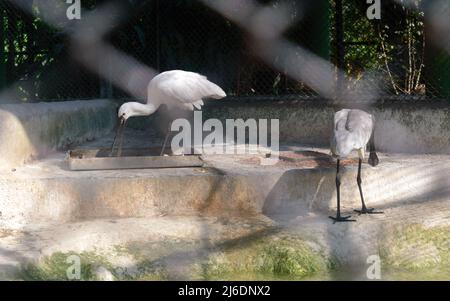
(0, 100), (117, 169)
(201, 99), (450, 154)
(1, 151), (448, 227)
(2, 97), (447, 170)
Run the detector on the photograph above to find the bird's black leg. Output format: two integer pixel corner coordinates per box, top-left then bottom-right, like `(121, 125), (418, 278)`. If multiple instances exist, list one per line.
(354, 158), (383, 214)
(109, 125), (120, 156)
(117, 120), (126, 157)
(110, 117), (125, 157)
(329, 159), (356, 223)
(160, 123), (171, 156)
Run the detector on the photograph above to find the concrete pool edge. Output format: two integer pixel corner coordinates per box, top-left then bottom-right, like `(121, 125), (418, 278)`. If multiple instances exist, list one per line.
(1, 150), (449, 227)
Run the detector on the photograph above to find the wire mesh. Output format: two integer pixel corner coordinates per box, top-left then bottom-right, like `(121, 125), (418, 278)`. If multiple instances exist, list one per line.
(0, 0), (448, 103)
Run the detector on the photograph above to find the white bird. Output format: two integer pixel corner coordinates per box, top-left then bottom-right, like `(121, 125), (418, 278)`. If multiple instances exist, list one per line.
(329, 109), (382, 223)
(110, 70), (226, 156)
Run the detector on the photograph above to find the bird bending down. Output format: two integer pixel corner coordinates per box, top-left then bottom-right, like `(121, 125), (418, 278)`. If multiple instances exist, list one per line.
(329, 109), (383, 223)
(110, 70), (226, 156)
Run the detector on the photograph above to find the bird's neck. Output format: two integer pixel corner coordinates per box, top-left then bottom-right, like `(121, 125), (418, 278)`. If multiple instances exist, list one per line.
(130, 102), (159, 117)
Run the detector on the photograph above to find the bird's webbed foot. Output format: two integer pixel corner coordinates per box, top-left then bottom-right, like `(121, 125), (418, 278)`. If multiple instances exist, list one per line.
(329, 215), (356, 223)
(354, 207), (383, 214)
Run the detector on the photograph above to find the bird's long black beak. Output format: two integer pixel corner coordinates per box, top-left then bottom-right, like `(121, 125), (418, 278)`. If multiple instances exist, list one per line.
(117, 117), (127, 157)
(110, 116), (126, 157)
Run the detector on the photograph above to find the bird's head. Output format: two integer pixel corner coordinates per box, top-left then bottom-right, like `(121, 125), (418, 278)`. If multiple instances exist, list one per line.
(118, 102), (157, 123)
(118, 102), (134, 122)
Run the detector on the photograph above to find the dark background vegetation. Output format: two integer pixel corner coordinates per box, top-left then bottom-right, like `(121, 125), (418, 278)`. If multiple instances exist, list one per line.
(0, 0), (448, 102)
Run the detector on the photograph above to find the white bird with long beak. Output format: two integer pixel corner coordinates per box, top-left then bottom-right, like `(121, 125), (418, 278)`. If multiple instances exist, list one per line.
(110, 70), (226, 156)
(329, 109), (382, 223)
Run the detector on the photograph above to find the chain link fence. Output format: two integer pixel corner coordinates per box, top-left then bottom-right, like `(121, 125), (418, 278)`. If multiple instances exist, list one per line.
(0, 0), (448, 103)
(334, 0), (449, 100)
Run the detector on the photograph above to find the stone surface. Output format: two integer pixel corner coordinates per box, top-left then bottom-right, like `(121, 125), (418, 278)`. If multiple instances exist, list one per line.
(0, 207), (448, 280)
(0, 140), (449, 228)
(92, 265), (115, 281)
(0, 99), (449, 280)
(0, 99), (117, 169)
(201, 99), (450, 154)
(0, 139), (448, 280)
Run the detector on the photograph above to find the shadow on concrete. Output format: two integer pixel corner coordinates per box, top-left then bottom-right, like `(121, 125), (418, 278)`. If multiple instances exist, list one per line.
(262, 168), (335, 222)
(2, 116), (450, 280)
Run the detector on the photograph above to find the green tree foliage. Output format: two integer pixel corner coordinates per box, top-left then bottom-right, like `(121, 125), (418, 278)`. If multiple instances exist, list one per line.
(0, 0), (445, 101)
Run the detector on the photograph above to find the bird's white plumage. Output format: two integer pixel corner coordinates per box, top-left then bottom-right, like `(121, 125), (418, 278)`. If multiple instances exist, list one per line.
(113, 70), (226, 155)
(147, 70), (226, 111)
(331, 109), (374, 158)
(118, 70), (226, 121)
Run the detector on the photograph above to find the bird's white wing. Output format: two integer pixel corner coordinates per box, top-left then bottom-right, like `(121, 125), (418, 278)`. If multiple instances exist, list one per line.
(332, 109), (374, 157)
(345, 109), (373, 134)
(151, 70), (226, 110)
(334, 109), (350, 131)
